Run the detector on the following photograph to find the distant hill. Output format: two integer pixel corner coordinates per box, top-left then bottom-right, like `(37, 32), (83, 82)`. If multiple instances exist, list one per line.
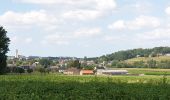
(97, 47), (170, 61)
(126, 56), (170, 63)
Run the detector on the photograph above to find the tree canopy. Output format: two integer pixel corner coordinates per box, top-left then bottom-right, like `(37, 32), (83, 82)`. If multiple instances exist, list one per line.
(97, 47), (170, 61)
(0, 26), (10, 74)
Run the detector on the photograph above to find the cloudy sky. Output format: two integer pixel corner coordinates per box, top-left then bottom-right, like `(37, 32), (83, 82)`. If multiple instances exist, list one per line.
(1, 0), (170, 57)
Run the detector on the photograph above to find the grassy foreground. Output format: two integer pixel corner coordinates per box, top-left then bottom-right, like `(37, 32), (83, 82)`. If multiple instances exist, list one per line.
(0, 74), (170, 100)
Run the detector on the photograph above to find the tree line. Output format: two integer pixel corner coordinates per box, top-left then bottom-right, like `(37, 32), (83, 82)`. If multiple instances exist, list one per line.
(97, 47), (170, 62)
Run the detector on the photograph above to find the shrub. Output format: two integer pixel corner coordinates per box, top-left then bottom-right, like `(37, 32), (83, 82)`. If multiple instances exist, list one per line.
(12, 67), (25, 74)
(27, 68), (33, 73)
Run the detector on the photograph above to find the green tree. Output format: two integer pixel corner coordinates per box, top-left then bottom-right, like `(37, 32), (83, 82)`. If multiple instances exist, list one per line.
(111, 60), (119, 67)
(0, 26), (10, 74)
(27, 68), (33, 73)
(39, 59), (52, 68)
(67, 60), (81, 69)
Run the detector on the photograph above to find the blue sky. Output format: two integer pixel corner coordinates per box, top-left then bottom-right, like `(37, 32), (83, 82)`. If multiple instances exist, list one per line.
(1, 0), (170, 57)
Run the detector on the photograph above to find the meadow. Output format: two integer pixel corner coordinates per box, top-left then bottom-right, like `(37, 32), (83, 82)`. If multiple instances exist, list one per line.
(112, 68), (170, 75)
(126, 56), (170, 63)
(0, 74), (170, 100)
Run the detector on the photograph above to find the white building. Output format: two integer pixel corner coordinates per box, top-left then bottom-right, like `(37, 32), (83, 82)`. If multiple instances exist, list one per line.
(96, 69), (128, 75)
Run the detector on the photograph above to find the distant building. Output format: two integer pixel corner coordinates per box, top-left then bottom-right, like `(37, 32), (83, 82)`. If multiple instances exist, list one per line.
(49, 66), (59, 72)
(136, 55), (141, 58)
(58, 67), (66, 73)
(20, 66), (32, 70)
(8, 56), (15, 60)
(165, 53), (170, 56)
(16, 49), (19, 58)
(96, 69), (128, 75)
(64, 68), (80, 75)
(80, 70), (94, 75)
(87, 61), (95, 65)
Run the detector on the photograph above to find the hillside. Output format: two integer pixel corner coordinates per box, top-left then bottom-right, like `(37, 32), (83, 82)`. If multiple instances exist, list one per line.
(97, 47), (170, 61)
(126, 56), (170, 63)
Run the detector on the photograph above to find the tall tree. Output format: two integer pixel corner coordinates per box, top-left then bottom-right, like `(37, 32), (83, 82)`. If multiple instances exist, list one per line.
(39, 59), (52, 68)
(0, 26), (10, 74)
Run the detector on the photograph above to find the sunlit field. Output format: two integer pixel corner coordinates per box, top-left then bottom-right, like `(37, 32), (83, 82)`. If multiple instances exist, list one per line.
(0, 74), (170, 100)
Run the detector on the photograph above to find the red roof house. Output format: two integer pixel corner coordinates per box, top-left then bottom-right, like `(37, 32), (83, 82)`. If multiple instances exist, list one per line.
(80, 70), (94, 75)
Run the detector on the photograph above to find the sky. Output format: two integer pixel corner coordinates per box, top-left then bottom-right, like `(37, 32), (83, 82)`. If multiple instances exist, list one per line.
(0, 0), (170, 57)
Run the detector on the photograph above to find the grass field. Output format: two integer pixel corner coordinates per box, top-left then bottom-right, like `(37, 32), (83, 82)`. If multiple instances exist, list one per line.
(0, 74), (170, 100)
(111, 68), (170, 75)
(126, 56), (170, 63)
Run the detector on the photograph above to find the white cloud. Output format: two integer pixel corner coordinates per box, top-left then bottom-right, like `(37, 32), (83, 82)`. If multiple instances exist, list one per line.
(10, 36), (19, 44)
(131, 1), (152, 14)
(165, 7), (170, 15)
(16, 0), (116, 10)
(15, 0), (116, 20)
(108, 20), (125, 30)
(25, 38), (33, 44)
(73, 28), (101, 37)
(137, 28), (170, 40)
(62, 10), (101, 20)
(41, 27), (102, 45)
(9, 35), (33, 44)
(0, 10), (59, 30)
(62, 0), (116, 20)
(15, 0), (90, 5)
(42, 34), (70, 45)
(109, 15), (160, 30)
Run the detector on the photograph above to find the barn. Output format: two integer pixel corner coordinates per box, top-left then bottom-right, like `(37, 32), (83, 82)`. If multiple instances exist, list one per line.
(96, 69), (128, 75)
(80, 70), (94, 75)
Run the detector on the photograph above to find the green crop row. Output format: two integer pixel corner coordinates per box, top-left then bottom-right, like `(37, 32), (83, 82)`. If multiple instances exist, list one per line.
(0, 75), (170, 100)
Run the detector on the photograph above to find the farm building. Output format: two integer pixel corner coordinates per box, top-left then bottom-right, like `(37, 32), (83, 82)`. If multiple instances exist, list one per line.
(63, 68), (80, 75)
(96, 69), (128, 75)
(49, 66), (59, 72)
(80, 70), (94, 75)
(20, 66), (32, 70)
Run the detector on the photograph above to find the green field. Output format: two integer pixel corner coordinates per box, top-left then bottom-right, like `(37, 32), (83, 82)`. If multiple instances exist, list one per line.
(126, 56), (170, 63)
(111, 68), (170, 75)
(0, 74), (170, 100)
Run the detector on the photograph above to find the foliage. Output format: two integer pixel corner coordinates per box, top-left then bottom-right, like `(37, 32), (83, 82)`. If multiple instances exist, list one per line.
(83, 65), (95, 70)
(97, 47), (170, 61)
(0, 75), (170, 99)
(27, 68), (33, 73)
(12, 67), (25, 74)
(39, 59), (52, 68)
(0, 26), (10, 74)
(67, 60), (81, 69)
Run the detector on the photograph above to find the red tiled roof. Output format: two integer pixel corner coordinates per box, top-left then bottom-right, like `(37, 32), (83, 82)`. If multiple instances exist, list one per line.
(81, 70), (93, 74)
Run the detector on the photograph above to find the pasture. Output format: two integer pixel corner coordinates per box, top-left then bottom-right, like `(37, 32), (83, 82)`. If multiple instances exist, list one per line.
(0, 74), (170, 100)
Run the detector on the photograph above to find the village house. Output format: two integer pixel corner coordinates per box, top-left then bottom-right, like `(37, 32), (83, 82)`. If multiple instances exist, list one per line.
(49, 66), (59, 72)
(165, 53), (170, 56)
(63, 68), (80, 75)
(58, 67), (66, 73)
(20, 66), (32, 70)
(80, 70), (94, 75)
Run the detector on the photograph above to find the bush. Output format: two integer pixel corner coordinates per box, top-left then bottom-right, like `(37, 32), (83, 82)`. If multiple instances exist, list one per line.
(5, 67), (11, 73)
(12, 67), (25, 74)
(27, 68), (33, 73)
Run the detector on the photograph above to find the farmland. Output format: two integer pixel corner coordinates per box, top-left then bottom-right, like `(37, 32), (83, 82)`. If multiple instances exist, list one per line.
(0, 74), (170, 100)
(126, 56), (170, 63)
(112, 68), (170, 75)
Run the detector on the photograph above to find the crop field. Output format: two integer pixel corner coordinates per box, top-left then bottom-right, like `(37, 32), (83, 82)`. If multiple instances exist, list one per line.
(111, 68), (170, 75)
(0, 74), (170, 100)
(126, 56), (170, 63)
